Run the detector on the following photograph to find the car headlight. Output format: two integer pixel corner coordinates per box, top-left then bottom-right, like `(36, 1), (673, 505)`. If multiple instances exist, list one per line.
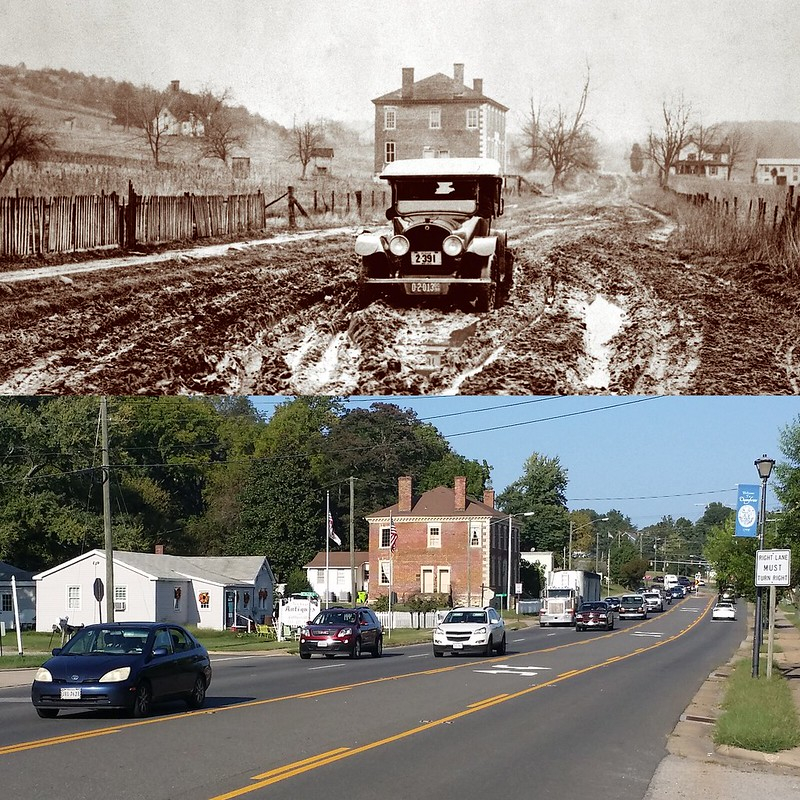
(34, 667), (53, 682)
(337, 627), (353, 637)
(300, 627), (309, 636)
(99, 666), (131, 683)
(473, 626), (487, 635)
(388, 235), (410, 256)
(442, 235), (464, 257)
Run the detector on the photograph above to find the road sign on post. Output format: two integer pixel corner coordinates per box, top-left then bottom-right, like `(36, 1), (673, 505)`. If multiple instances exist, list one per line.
(755, 549), (791, 586)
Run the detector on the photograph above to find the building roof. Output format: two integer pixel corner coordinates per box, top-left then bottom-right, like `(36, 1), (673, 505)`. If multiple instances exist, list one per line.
(367, 486), (504, 520)
(381, 157), (503, 179)
(373, 72), (508, 111)
(0, 561), (34, 582)
(756, 157), (800, 166)
(304, 551), (370, 569)
(34, 550), (272, 586)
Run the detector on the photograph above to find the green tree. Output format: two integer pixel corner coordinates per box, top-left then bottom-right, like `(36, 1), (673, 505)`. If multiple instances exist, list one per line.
(618, 556), (649, 589)
(774, 416), (800, 588)
(283, 568), (313, 597)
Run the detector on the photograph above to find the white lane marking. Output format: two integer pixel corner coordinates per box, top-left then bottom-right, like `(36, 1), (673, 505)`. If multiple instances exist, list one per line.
(407, 653), (428, 658)
(308, 663), (347, 670)
(474, 670), (539, 676)
(494, 665), (553, 670)
(630, 631), (663, 638)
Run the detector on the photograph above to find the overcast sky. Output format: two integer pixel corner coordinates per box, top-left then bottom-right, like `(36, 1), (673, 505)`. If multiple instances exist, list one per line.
(249, 395), (799, 530)
(2, 0), (798, 141)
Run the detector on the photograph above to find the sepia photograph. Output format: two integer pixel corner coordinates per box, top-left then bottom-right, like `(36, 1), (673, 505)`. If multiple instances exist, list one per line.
(0, 0), (798, 394)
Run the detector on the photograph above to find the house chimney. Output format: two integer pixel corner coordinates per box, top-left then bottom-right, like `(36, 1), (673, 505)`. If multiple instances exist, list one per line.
(483, 488), (495, 508)
(453, 63), (465, 95)
(454, 476), (467, 512)
(473, 78), (483, 96)
(155, 543), (164, 555)
(398, 476), (413, 512)
(402, 67), (414, 100)
(170, 80), (180, 93)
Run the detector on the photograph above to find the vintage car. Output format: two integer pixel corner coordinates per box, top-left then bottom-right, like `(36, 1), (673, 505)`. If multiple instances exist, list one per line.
(355, 158), (513, 311)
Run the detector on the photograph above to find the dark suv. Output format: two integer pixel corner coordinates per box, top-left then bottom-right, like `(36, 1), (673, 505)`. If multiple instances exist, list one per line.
(299, 607), (383, 659)
(355, 157), (513, 311)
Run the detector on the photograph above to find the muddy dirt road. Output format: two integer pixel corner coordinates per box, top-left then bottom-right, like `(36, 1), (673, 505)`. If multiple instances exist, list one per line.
(1, 175), (798, 395)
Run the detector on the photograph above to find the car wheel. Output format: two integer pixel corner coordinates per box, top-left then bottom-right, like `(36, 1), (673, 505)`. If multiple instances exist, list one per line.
(132, 681), (153, 718)
(372, 636), (383, 658)
(485, 636), (493, 656)
(299, 651), (311, 659)
(36, 707), (59, 718)
(496, 634), (507, 655)
(475, 280), (496, 312)
(186, 675), (206, 710)
(349, 638), (362, 659)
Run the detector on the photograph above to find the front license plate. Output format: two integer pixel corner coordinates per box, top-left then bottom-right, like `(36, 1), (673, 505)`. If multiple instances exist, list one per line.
(60, 687), (81, 700)
(316, 640), (328, 647)
(452, 642), (463, 650)
(408, 281), (442, 294)
(411, 251), (442, 266)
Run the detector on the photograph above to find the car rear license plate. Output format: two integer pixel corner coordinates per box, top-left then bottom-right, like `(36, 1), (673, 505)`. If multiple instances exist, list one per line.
(408, 281), (442, 294)
(60, 687), (81, 700)
(411, 251), (442, 266)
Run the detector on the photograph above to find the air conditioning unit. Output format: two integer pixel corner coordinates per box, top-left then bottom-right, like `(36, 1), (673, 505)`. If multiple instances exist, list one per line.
(114, 601), (126, 612)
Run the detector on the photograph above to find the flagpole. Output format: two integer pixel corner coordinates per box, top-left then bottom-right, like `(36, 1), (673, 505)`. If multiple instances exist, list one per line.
(325, 491), (330, 610)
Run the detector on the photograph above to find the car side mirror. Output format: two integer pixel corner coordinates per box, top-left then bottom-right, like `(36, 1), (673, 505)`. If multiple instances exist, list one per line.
(51, 648), (62, 656)
(152, 646), (169, 658)
(385, 206), (398, 220)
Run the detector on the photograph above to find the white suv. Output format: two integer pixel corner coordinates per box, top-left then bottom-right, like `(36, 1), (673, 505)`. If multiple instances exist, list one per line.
(642, 591), (664, 612)
(433, 606), (506, 657)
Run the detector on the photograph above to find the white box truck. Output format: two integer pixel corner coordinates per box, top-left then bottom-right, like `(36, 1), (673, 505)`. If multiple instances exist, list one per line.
(539, 569), (601, 626)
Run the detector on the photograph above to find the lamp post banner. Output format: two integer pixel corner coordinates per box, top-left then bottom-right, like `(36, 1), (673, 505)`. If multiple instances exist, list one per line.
(735, 484), (760, 537)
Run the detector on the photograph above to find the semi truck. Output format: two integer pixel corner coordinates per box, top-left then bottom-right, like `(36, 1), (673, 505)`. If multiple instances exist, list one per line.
(539, 569), (601, 627)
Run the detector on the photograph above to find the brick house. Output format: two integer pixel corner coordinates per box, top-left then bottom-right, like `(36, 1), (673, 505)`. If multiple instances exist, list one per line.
(371, 63), (508, 175)
(671, 136), (730, 180)
(365, 476), (518, 608)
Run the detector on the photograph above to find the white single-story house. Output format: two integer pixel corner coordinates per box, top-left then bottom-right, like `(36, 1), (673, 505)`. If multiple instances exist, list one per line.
(33, 550), (276, 632)
(303, 551), (370, 604)
(0, 561), (36, 630)
(755, 158), (800, 185)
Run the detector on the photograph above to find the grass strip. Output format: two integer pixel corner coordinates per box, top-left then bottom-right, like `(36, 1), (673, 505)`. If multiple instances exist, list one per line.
(714, 658), (800, 752)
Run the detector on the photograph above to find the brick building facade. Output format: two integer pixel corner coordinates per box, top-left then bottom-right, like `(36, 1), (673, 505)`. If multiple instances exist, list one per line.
(366, 476), (518, 608)
(371, 63), (508, 175)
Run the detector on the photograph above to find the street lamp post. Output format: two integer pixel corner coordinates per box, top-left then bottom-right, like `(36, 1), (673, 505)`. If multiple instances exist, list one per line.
(752, 454), (775, 678)
(507, 512), (535, 612)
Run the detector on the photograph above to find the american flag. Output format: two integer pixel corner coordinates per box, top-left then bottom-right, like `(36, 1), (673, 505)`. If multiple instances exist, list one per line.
(328, 512), (341, 547)
(389, 511), (398, 553)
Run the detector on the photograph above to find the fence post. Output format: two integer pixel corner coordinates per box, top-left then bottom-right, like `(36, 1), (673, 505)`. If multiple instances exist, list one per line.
(355, 190), (362, 216)
(125, 180), (137, 249)
(288, 186), (296, 229)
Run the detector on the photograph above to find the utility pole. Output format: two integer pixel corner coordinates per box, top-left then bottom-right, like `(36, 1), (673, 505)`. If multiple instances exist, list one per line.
(349, 476), (356, 606)
(101, 397), (115, 623)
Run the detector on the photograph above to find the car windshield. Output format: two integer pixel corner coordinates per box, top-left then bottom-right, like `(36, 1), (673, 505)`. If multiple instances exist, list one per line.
(444, 610), (487, 624)
(579, 603), (606, 611)
(621, 595), (642, 603)
(313, 610), (356, 625)
(59, 626), (151, 656)
(394, 179), (478, 215)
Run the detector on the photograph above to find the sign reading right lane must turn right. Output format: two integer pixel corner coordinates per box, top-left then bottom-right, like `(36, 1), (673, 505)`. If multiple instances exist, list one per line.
(755, 549), (791, 586)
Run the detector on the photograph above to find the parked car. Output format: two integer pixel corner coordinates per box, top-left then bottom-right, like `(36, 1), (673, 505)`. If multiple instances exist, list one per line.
(618, 594), (648, 620)
(433, 606), (506, 657)
(31, 622), (212, 719)
(575, 601), (615, 631)
(604, 596), (621, 612)
(642, 591), (664, 612)
(299, 606), (383, 659)
(711, 601), (737, 621)
(355, 158), (513, 311)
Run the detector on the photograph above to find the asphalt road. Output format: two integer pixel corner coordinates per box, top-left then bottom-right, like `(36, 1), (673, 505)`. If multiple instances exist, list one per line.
(0, 593), (745, 800)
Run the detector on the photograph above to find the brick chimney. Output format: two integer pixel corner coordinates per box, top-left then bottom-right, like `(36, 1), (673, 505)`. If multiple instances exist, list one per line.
(155, 543), (164, 555)
(398, 476), (413, 512)
(453, 63), (465, 95)
(473, 77), (483, 95)
(483, 488), (495, 508)
(402, 67), (414, 100)
(454, 476), (467, 511)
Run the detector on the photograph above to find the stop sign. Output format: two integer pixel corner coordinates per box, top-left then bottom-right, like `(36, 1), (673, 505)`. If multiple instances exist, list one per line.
(93, 577), (104, 602)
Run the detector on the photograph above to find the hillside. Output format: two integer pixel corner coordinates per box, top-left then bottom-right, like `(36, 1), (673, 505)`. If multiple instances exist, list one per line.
(0, 64), (373, 195)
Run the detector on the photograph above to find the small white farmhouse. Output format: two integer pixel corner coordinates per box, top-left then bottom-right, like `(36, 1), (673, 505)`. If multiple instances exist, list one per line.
(0, 561), (36, 630)
(33, 549), (275, 632)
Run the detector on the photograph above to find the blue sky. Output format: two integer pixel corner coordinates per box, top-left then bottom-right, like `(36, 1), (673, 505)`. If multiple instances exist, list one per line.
(3, 0), (798, 140)
(249, 395), (799, 529)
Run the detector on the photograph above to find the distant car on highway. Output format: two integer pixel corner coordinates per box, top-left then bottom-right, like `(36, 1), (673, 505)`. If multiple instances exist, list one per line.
(604, 596), (621, 612)
(574, 601), (615, 631)
(668, 586), (684, 601)
(433, 606), (506, 657)
(711, 601), (737, 621)
(31, 622), (211, 719)
(642, 590), (664, 612)
(619, 594), (648, 620)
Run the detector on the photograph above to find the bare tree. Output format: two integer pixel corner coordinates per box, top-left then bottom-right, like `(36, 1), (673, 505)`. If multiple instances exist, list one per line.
(724, 124), (751, 181)
(132, 87), (173, 167)
(521, 96), (544, 170)
(540, 70), (598, 189)
(0, 105), (55, 186)
(288, 119), (326, 179)
(193, 87), (247, 164)
(647, 95), (692, 186)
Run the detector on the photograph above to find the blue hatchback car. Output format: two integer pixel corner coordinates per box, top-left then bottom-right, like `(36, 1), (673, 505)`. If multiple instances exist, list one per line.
(31, 622), (212, 719)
